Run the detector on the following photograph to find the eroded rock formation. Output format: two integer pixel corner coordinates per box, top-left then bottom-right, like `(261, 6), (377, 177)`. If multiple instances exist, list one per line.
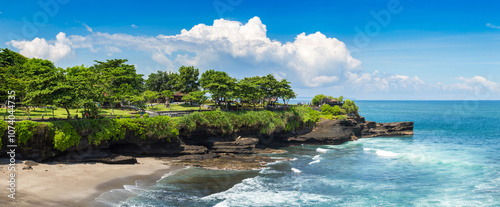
(1, 116), (413, 166)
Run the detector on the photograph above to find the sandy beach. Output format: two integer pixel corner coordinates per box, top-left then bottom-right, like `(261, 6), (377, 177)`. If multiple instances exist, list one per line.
(0, 157), (180, 207)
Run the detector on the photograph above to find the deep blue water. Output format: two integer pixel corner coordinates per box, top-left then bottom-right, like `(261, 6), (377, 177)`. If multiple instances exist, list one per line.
(97, 101), (500, 206)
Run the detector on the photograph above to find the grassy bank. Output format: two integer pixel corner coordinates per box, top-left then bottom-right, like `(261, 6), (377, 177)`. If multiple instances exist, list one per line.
(0, 107), (319, 152)
(0, 104), (212, 120)
(0, 107), (137, 120)
(146, 104), (206, 112)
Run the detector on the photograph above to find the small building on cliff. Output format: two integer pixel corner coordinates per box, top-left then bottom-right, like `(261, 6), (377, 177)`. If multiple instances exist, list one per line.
(173, 92), (187, 102)
(320, 98), (343, 107)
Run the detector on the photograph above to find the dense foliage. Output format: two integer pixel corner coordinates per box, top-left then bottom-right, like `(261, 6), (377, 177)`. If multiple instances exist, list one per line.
(51, 121), (81, 151)
(5, 116), (179, 151)
(146, 66), (200, 93)
(0, 121), (8, 149)
(343, 99), (360, 115)
(321, 104), (346, 116)
(1, 50), (296, 118)
(176, 107), (315, 136)
(0, 105), (331, 152)
(16, 120), (40, 145)
(312, 94), (327, 106)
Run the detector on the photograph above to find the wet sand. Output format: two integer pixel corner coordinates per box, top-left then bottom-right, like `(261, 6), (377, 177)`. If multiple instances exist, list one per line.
(0, 157), (180, 207)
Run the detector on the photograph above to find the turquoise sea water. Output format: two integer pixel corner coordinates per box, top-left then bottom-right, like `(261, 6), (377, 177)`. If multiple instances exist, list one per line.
(98, 101), (500, 207)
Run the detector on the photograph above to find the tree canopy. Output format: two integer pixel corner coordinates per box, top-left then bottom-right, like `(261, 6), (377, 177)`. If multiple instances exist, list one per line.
(200, 69), (237, 109)
(0, 49), (301, 116)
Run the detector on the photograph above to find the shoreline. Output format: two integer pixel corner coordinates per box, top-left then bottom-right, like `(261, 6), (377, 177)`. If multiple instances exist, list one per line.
(0, 157), (181, 207)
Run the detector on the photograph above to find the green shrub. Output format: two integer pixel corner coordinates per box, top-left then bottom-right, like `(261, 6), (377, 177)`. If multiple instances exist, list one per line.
(124, 115), (131, 118)
(297, 106), (320, 123)
(116, 118), (145, 139)
(336, 115), (348, 120)
(321, 104), (333, 115)
(321, 104), (345, 116)
(87, 119), (124, 145)
(52, 121), (81, 151)
(177, 107), (310, 136)
(312, 94), (327, 106)
(143, 113), (149, 118)
(0, 121), (8, 149)
(144, 116), (178, 141)
(16, 121), (40, 145)
(343, 99), (359, 115)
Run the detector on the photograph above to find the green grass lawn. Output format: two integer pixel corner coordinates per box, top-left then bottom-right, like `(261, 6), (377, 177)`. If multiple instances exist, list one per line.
(0, 107), (137, 120)
(146, 103), (206, 112)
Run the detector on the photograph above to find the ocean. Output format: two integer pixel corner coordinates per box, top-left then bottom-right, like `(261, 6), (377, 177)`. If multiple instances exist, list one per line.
(97, 101), (500, 206)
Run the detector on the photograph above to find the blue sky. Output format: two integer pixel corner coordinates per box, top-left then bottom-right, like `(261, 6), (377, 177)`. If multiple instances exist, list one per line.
(1, 0), (499, 100)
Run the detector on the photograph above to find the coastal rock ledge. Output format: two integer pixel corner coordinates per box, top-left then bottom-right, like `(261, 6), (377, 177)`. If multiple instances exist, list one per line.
(1, 116), (413, 169)
(285, 118), (414, 145)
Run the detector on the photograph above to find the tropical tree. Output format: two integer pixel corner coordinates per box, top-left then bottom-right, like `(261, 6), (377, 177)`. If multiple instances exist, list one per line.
(276, 79), (296, 107)
(66, 65), (103, 116)
(129, 95), (147, 112)
(52, 71), (78, 118)
(0, 48), (29, 108)
(188, 91), (209, 111)
(175, 66), (200, 93)
(259, 74), (279, 107)
(23, 58), (61, 117)
(200, 69), (237, 110)
(117, 84), (139, 108)
(181, 93), (195, 106)
(142, 90), (160, 109)
(91, 59), (143, 112)
(337, 96), (344, 103)
(145, 71), (175, 92)
(237, 76), (262, 109)
(161, 90), (174, 105)
(312, 94), (327, 106)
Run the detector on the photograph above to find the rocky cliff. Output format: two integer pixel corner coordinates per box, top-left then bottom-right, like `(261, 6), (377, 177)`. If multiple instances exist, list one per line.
(1, 116), (413, 163)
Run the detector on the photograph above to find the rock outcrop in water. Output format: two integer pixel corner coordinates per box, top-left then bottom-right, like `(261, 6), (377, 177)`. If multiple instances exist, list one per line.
(284, 118), (413, 145)
(360, 121), (414, 137)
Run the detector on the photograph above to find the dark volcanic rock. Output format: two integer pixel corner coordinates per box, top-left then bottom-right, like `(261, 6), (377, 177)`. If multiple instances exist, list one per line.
(208, 138), (259, 154)
(285, 118), (413, 145)
(361, 121), (414, 137)
(0, 113), (413, 166)
(22, 165), (33, 170)
(172, 154), (290, 170)
(94, 155), (137, 164)
(287, 119), (359, 145)
(180, 145), (208, 154)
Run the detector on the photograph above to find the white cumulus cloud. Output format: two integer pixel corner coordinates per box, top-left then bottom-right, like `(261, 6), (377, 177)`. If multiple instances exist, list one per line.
(453, 76), (499, 95)
(9, 32), (72, 62)
(6, 17), (500, 99)
(9, 17), (360, 87)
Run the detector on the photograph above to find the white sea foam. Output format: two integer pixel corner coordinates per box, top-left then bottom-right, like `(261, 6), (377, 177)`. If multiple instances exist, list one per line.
(291, 168), (302, 173)
(309, 155), (322, 165)
(312, 155), (321, 160)
(267, 159), (285, 166)
(316, 148), (329, 153)
(260, 167), (282, 175)
(203, 176), (334, 206)
(95, 189), (135, 206)
(309, 160), (321, 165)
(160, 167), (186, 180)
(363, 148), (398, 157)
